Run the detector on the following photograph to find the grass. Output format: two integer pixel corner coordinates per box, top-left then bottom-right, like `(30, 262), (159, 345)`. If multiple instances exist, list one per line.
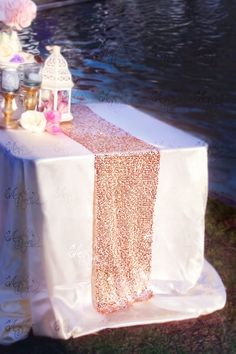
(0, 197), (235, 354)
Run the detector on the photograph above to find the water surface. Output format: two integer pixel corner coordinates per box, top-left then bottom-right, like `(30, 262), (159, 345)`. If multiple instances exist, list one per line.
(23, 0), (236, 202)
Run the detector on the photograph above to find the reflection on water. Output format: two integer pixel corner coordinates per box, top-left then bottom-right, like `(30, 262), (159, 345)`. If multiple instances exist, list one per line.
(22, 0), (236, 202)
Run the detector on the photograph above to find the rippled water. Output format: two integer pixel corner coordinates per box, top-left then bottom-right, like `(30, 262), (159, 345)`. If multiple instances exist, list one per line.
(22, 0), (236, 202)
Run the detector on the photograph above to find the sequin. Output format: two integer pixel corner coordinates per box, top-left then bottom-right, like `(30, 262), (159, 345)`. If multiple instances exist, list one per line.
(61, 105), (160, 314)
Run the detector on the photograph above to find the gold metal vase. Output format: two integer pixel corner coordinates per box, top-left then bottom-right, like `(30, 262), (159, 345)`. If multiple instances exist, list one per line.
(0, 91), (18, 129)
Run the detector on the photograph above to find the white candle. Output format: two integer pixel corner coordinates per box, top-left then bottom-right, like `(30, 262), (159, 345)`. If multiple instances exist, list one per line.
(28, 72), (41, 84)
(23, 63), (42, 87)
(2, 68), (20, 92)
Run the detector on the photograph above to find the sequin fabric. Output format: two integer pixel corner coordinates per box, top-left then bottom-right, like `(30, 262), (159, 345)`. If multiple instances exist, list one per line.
(61, 105), (160, 314)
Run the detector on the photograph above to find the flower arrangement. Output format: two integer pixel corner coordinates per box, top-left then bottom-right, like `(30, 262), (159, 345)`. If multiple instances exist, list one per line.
(19, 110), (62, 135)
(0, 0), (37, 66)
(0, 0), (37, 31)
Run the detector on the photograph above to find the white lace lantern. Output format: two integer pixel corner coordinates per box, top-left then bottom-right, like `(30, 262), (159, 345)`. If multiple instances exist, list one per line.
(39, 45), (73, 121)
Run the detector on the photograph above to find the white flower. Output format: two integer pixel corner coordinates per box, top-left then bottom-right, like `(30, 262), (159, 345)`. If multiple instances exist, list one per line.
(0, 31), (22, 57)
(20, 111), (46, 133)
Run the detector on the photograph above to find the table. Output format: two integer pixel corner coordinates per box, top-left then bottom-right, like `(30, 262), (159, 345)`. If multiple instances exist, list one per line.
(0, 103), (226, 345)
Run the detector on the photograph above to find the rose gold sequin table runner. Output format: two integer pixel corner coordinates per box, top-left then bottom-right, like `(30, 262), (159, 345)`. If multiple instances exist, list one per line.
(61, 105), (160, 314)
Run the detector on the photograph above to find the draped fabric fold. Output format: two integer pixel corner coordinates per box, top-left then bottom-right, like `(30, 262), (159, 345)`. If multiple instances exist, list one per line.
(61, 105), (160, 313)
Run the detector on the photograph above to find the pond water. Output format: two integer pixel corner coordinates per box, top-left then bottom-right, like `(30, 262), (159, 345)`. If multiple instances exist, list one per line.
(22, 0), (236, 203)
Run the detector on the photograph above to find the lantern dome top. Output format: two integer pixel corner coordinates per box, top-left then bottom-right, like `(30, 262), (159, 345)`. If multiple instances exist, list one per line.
(41, 45), (73, 89)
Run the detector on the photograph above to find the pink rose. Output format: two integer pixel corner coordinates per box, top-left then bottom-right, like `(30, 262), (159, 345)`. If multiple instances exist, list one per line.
(0, 0), (37, 30)
(44, 111), (62, 135)
(45, 110), (61, 123)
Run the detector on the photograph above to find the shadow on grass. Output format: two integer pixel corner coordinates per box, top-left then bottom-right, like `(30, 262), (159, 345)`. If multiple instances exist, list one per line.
(0, 197), (235, 354)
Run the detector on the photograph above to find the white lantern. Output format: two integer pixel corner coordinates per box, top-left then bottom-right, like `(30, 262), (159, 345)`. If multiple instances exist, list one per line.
(39, 45), (74, 121)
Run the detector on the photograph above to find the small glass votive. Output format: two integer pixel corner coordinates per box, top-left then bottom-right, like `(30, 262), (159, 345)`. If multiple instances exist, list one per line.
(21, 63), (43, 111)
(22, 63), (42, 87)
(1, 67), (20, 92)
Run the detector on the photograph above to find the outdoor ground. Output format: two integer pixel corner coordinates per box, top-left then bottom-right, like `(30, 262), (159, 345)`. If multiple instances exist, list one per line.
(0, 197), (235, 354)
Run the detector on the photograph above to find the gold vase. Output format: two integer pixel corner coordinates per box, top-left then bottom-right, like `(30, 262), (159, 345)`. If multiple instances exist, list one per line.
(0, 91), (18, 129)
(22, 85), (40, 111)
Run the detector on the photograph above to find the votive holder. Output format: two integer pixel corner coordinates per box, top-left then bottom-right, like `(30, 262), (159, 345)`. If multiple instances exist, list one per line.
(0, 67), (20, 129)
(21, 63), (42, 111)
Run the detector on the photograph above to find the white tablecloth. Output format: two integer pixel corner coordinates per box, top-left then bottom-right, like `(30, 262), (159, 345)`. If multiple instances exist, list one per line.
(0, 103), (226, 344)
